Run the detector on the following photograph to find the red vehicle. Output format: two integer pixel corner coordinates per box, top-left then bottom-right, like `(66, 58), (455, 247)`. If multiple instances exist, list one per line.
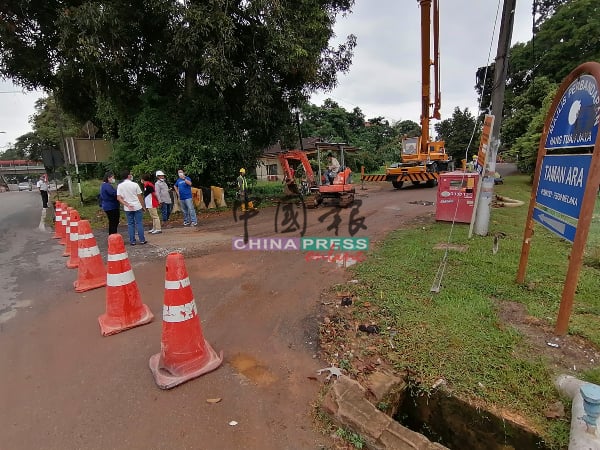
(277, 143), (355, 207)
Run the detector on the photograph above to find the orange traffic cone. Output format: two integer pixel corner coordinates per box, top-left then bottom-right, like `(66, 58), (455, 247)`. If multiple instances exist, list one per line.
(63, 208), (79, 257)
(59, 207), (73, 246)
(65, 210), (81, 266)
(74, 220), (106, 293)
(149, 252), (223, 389)
(98, 234), (154, 336)
(53, 201), (63, 239)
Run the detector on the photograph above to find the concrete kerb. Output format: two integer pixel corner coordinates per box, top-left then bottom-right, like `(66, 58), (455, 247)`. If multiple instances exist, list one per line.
(321, 374), (448, 450)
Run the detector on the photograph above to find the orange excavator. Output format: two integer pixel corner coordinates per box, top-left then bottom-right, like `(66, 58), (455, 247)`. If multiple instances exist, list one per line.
(277, 143), (355, 207)
(383, 0), (452, 189)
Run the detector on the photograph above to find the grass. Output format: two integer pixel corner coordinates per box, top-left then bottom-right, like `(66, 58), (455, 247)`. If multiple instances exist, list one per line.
(341, 174), (600, 449)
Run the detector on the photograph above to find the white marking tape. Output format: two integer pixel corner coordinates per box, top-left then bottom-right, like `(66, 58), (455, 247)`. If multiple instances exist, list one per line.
(79, 246), (100, 258)
(163, 300), (197, 323)
(78, 233), (94, 240)
(70, 221), (79, 227)
(164, 277), (191, 290)
(107, 270), (135, 287)
(107, 252), (128, 262)
(69, 233), (79, 241)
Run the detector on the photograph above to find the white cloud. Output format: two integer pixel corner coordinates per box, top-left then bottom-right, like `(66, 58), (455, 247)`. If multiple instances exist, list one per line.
(0, 80), (44, 151)
(0, 1), (534, 151)
(312, 0), (534, 126)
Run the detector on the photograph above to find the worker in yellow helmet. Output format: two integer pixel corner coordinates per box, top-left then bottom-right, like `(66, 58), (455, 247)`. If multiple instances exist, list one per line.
(237, 168), (255, 211)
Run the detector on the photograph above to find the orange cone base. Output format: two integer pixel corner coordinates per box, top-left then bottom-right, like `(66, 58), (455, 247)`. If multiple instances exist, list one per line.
(149, 342), (223, 390)
(98, 304), (154, 336)
(73, 278), (106, 293)
(66, 260), (79, 269)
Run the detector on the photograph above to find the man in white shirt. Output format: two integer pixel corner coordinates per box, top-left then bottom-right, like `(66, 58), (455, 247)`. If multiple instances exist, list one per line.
(116, 170), (147, 245)
(325, 153), (340, 185)
(36, 175), (49, 208)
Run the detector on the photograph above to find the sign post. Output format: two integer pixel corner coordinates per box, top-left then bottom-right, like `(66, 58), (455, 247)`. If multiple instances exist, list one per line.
(516, 62), (600, 335)
(469, 114), (494, 238)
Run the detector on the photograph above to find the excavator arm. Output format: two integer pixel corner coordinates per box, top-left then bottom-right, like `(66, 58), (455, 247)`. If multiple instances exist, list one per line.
(277, 150), (317, 194)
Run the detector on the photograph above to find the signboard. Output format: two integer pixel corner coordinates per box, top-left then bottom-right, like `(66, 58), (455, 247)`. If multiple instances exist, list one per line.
(475, 114), (494, 175)
(546, 74), (599, 150)
(535, 154), (591, 219)
(532, 207), (577, 242)
(517, 62), (600, 336)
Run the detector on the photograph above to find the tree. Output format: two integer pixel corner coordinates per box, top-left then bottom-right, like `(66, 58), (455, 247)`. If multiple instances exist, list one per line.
(501, 76), (557, 153)
(434, 107), (479, 161)
(1, 0), (357, 184)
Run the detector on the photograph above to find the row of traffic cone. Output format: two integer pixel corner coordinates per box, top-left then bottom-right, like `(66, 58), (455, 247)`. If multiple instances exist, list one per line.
(52, 201), (223, 389)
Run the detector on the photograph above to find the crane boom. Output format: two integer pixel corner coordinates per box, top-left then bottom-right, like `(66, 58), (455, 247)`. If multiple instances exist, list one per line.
(419, 0), (441, 155)
(379, 0), (451, 190)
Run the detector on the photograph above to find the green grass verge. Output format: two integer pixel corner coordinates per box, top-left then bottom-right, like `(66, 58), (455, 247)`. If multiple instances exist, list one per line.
(343, 175), (600, 449)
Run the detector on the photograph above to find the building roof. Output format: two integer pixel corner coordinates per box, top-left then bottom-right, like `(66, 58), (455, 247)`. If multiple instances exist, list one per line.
(262, 137), (358, 157)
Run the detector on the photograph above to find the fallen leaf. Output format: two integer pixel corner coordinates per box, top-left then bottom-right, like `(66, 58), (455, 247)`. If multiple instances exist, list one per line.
(206, 398), (222, 404)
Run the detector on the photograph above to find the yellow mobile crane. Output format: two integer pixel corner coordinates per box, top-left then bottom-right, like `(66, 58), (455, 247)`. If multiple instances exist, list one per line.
(385, 0), (452, 189)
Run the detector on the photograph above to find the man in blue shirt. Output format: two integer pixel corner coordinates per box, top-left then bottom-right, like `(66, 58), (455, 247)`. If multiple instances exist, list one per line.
(174, 169), (198, 226)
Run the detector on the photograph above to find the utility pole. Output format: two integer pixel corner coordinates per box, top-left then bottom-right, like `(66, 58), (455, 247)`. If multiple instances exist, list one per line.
(473, 0), (517, 235)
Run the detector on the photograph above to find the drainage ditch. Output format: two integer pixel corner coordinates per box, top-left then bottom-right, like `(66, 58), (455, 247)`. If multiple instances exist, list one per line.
(394, 386), (551, 450)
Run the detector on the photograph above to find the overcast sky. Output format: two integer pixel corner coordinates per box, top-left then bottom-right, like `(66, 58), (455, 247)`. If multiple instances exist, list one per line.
(0, 0), (534, 151)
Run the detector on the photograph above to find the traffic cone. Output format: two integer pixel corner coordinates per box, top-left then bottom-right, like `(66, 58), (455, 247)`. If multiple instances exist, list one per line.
(53, 202), (63, 239)
(63, 208), (79, 257)
(98, 234), (154, 336)
(74, 220), (106, 293)
(65, 210), (81, 265)
(149, 252), (223, 389)
(59, 207), (73, 246)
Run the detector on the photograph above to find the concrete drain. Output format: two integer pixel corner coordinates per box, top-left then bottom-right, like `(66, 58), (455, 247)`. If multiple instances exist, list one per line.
(395, 386), (551, 450)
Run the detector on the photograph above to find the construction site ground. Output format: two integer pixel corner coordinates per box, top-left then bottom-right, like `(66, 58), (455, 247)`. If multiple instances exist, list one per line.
(0, 179), (449, 450)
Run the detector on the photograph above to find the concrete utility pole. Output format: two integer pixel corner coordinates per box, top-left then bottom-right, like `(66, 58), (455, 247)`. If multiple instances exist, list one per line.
(473, 0), (517, 235)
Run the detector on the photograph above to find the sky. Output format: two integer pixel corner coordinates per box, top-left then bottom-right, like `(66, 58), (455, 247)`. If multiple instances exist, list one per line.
(0, 0), (534, 151)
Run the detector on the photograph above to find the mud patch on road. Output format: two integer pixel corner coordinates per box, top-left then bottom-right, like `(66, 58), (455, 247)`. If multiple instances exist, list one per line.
(229, 353), (277, 386)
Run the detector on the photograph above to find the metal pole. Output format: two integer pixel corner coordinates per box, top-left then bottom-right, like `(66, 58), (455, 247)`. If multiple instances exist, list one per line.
(473, 0), (516, 236)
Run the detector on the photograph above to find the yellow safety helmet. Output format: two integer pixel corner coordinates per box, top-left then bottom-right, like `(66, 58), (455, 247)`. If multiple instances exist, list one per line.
(239, 168), (246, 174)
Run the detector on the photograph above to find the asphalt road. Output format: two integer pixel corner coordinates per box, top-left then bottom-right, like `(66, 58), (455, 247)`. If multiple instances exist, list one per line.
(0, 190), (54, 324)
(0, 181), (450, 450)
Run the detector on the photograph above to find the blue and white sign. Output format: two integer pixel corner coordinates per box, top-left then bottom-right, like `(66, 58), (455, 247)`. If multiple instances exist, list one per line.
(533, 207), (577, 243)
(546, 74), (600, 149)
(535, 154), (591, 219)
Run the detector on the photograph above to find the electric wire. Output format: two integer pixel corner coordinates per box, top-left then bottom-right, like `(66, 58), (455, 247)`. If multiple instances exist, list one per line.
(430, 0), (503, 293)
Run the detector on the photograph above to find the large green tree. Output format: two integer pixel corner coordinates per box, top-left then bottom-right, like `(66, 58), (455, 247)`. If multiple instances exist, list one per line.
(434, 107), (479, 162)
(1, 0), (356, 184)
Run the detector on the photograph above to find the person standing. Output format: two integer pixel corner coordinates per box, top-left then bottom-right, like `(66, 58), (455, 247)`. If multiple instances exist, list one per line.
(155, 170), (172, 222)
(173, 169), (197, 226)
(237, 168), (255, 211)
(141, 173), (161, 234)
(99, 171), (120, 234)
(36, 175), (49, 208)
(116, 170), (147, 245)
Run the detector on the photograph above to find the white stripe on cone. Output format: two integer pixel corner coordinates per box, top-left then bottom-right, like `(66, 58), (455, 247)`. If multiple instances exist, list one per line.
(162, 300), (197, 323)
(107, 252), (128, 262)
(107, 270), (135, 287)
(79, 246), (100, 258)
(164, 277), (191, 290)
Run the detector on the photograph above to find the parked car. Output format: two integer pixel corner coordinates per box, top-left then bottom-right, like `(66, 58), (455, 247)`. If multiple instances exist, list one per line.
(18, 181), (32, 191)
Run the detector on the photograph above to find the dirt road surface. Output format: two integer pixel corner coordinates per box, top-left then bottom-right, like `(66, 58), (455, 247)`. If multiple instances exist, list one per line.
(1, 183), (439, 450)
